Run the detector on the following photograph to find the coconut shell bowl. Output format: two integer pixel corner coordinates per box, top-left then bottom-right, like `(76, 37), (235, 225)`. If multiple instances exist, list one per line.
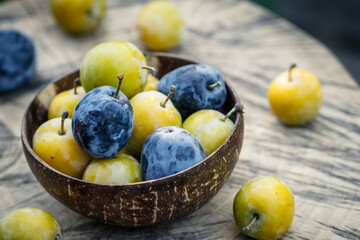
(21, 52), (244, 227)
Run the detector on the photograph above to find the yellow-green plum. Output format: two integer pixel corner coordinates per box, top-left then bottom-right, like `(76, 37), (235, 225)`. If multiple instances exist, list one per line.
(33, 111), (91, 178)
(48, 78), (86, 119)
(0, 207), (63, 240)
(50, 0), (106, 34)
(233, 176), (295, 240)
(144, 74), (159, 91)
(183, 105), (241, 156)
(82, 153), (141, 184)
(268, 64), (322, 126)
(126, 87), (182, 157)
(80, 41), (149, 99)
(136, 0), (184, 51)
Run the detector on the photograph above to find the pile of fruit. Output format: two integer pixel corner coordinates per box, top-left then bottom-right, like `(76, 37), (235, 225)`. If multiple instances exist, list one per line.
(32, 40), (239, 184)
(4, 37), (320, 239)
(1, 1), (326, 238)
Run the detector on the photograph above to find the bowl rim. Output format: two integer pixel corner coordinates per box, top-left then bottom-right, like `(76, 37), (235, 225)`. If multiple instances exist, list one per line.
(21, 52), (243, 188)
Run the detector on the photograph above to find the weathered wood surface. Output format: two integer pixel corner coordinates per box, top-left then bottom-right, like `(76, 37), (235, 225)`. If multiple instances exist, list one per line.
(0, 0), (359, 239)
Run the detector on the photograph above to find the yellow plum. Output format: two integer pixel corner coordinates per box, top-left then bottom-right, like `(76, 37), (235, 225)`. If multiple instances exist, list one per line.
(268, 64), (322, 126)
(233, 176), (295, 240)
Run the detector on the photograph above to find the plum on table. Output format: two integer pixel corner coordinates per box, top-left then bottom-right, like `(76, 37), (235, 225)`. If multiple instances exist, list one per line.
(268, 64), (322, 126)
(136, 0), (184, 51)
(233, 176), (295, 240)
(50, 0), (106, 34)
(0, 29), (36, 92)
(0, 208), (63, 240)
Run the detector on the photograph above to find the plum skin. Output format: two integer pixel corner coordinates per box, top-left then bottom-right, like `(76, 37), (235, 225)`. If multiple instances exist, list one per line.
(48, 86), (86, 119)
(233, 176), (295, 240)
(80, 41), (148, 99)
(183, 109), (235, 156)
(50, 0), (106, 34)
(136, 0), (184, 51)
(141, 126), (205, 180)
(82, 153), (142, 184)
(268, 67), (322, 126)
(125, 90), (182, 158)
(33, 118), (91, 178)
(0, 29), (36, 92)
(157, 64), (227, 118)
(72, 86), (134, 158)
(0, 207), (63, 240)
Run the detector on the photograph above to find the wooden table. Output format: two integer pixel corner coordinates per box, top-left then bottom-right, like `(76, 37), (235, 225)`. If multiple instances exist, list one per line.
(1, 0), (359, 239)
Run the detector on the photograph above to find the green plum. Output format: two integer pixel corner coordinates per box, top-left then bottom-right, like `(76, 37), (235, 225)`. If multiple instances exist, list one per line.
(82, 153), (141, 184)
(126, 86), (182, 157)
(0, 208), (63, 240)
(80, 41), (151, 99)
(183, 104), (242, 156)
(50, 0), (106, 34)
(233, 176), (295, 240)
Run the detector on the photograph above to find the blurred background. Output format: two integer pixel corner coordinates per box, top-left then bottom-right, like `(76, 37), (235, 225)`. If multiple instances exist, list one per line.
(252, 0), (360, 84)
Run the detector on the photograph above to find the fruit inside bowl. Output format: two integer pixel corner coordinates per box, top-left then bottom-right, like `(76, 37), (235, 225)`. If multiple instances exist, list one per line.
(21, 52), (244, 227)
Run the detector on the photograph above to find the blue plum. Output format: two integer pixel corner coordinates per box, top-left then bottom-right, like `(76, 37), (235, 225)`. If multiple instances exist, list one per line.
(157, 64), (227, 118)
(141, 126), (205, 180)
(72, 86), (134, 158)
(0, 29), (36, 92)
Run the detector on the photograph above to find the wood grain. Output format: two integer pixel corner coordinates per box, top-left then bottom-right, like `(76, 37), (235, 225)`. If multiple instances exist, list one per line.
(0, 0), (359, 239)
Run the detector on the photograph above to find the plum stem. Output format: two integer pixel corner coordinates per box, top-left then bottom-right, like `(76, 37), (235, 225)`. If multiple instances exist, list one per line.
(142, 66), (157, 76)
(208, 81), (221, 90)
(59, 111), (69, 135)
(242, 214), (259, 232)
(160, 85), (176, 108)
(113, 74), (124, 98)
(73, 77), (81, 95)
(220, 103), (244, 122)
(288, 64), (297, 82)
